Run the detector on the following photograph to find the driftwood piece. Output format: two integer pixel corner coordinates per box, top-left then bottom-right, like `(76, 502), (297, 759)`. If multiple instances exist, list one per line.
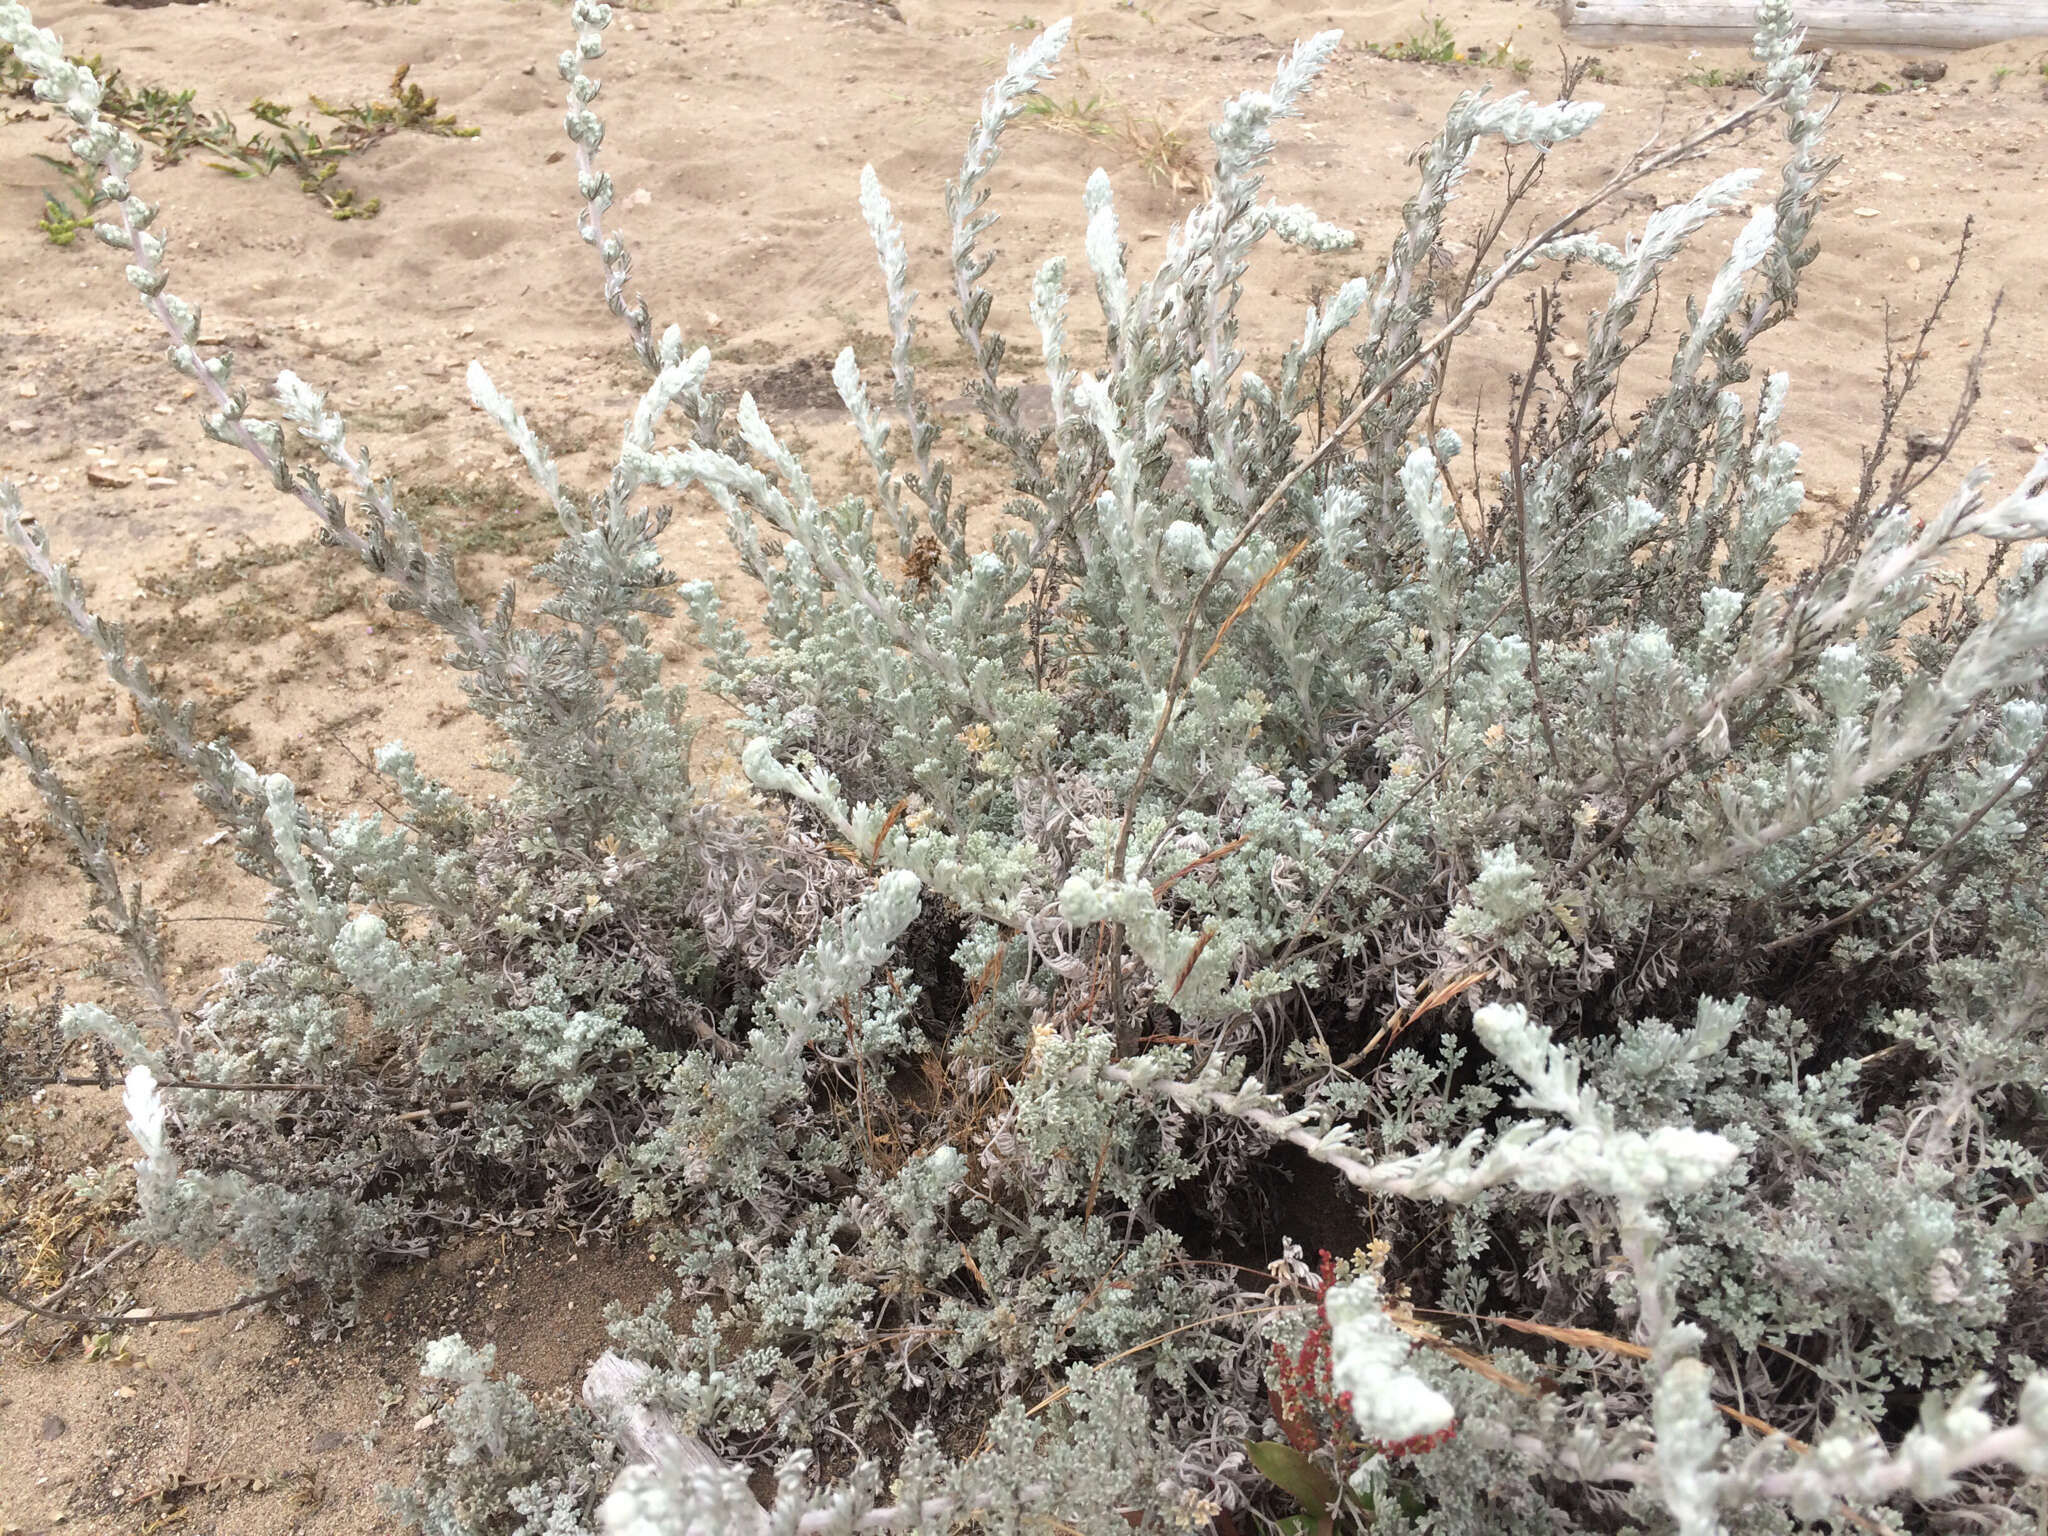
(1559, 0), (2048, 50)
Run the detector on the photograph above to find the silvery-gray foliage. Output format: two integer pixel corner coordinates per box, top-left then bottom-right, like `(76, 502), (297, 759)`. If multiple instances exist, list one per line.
(2, 0), (2046, 1530)
(382, 1334), (621, 1536)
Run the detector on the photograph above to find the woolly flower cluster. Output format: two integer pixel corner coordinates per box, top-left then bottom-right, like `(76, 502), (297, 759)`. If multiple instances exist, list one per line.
(1322, 1276), (1455, 1447)
(122, 1065), (168, 1173)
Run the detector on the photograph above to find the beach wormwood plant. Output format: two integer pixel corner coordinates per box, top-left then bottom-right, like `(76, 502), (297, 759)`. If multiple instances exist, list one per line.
(3, 0), (2048, 1531)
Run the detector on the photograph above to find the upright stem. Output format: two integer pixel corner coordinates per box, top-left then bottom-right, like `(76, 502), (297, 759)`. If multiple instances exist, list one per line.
(1107, 91), (1784, 882)
(1510, 290), (1564, 776)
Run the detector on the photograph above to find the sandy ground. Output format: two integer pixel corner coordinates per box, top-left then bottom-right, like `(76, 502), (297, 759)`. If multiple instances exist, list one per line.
(0, 0), (2045, 1529)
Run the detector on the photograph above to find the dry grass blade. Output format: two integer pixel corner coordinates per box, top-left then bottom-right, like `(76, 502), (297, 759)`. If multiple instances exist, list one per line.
(1394, 1324), (1543, 1399)
(870, 796), (911, 861)
(1018, 90), (1114, 139)
(1166, 926), (1217, 999)
(1198, 537), (1311, 672)
(1019, 90), (1208, 195)
(1120, 109), (1208, 196)
(1153, 835), (1248, 897)
(1483, 1313), (1652, 1361)
(1430, 1310), (1829, 1456)
(1329, 966), (1492, 1074)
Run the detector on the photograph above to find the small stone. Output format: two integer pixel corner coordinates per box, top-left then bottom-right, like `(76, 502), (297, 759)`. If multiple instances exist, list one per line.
(1853, 207), (1881, 218)
(40, 1414), (65, 1440)
(153, 403), (174, 414)
(2002, 430), (2042, 452)
(15, 381), (36, 398)
(6, 419), (31, 434)
(146, 476), (177, 489)
(628, 187), (651, 206)
(143, 457), (169, 476)
(1907, 256), (1921, 272)
(86, 467), (132, 489)
(1559, 341), (1582, 360)
(309, 1429), (348, 1454)
(113, 1385), (136, 1400)
(413, 1413), (437, 1432)
(1899, 58), (1946, 83)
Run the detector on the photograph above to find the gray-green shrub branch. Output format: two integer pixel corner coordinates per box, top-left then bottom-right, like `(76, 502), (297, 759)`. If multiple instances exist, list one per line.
(4, 0), (698, 828)
(561, 0), (663, 381)
(942, 18), (1072, 530)
(0, 2), (513, 694)
(0, 692), (178, 1030)
(1105, 83), (1790, 887)
(0, 483), (286, 876)
(558, 0), (729, 457)
(7, 0), (2048, 1529)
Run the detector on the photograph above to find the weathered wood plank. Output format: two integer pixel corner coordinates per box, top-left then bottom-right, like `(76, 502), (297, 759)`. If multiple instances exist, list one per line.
(1559, 0), (2048, 50)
